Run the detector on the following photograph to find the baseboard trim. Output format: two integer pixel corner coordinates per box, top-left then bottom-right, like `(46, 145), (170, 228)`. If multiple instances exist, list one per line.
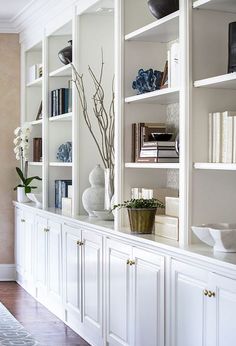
(0, 265), (16, 281)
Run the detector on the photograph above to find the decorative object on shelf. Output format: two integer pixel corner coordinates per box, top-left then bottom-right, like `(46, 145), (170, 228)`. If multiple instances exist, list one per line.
(228, 22), (236, 73)
(27, 63), (42, 84)
(55, 180), (72, 209)
(51, 88), (69, 116)
(160, 61), (168, 89)
(147, 0), (179, 20)
(62, 197), (72, 215)
(13, 125), (42, 202)
(155, 214), (179, 240)
(71, 52), (114, 211)
(93, 210), (114, 221)
(192, 224), (236, 253)
(26, 193), (42, 208)
(82, 165), (105, 216)
(56, 141), (72, 162)
(68, 80), (73, 112)
(113, 198), (165, 234)
(33, 138), (42, 162)
(58, 40), (72, 65)
(36, 101), (42, 120)
(132, 68), (163, 94)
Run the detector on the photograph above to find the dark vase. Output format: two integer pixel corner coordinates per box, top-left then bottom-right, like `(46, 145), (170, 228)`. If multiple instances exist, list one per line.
(58, 40), (72, 65)
(228, 22), (236, 73)
(148, 0), (179, 20)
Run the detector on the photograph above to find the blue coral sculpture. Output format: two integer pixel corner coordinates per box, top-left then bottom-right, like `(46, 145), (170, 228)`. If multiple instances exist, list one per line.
(56, 141), (72, 162)
(132, 68), (163, 94)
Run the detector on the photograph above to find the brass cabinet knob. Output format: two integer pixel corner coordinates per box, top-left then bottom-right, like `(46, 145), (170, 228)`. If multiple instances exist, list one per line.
(208, 291), (215, 298)
(44, 228), (50, 232)
(77, 241), (84, 246)
(127, 259), (135, 266)
(21, 219), (25, 223)
(127, 259), (130, 265)
(203, 289), (209, 296)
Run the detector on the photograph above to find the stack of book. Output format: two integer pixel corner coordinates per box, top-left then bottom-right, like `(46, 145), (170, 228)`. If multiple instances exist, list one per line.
(55, 180), (72, 209)
(27, 64), (43, 84)
(132, 123), (179, 163)
(209, 111), (236, 163)
(33, 138), (42, 162)
(51, 88), (70, 116)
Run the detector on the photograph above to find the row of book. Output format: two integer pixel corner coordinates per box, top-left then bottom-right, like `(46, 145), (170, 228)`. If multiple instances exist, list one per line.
(55, 180), (72, 209)
(209, 111), (236, 163)
(132, 122), (179, 163)
(27, 64), (43, 84)
(51, 87), (72, 116)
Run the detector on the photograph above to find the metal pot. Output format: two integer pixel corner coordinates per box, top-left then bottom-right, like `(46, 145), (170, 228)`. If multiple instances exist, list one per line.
(148, 0), (179, 20)
(58, 40), (72, 65)
(127, 208), (157, 234)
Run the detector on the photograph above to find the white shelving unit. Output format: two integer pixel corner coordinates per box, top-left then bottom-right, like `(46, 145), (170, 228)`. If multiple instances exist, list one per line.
(48, 112), (72, 122)
(26, 77), (43, 87)
(125, 88), (179, 104)
(49, 64), (72, 77)
(194, 163), (236, 171)
(193, 0), (236, 13)
(194, 72), (236, 89)
(28, 162), (43, 166)
(125, 162), (180, 169)
(49, 162), (72, 167)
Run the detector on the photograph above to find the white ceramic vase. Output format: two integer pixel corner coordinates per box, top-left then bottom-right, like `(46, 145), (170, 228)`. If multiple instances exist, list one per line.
(17, 187), (30, 203)
(82, 165), (105, 216)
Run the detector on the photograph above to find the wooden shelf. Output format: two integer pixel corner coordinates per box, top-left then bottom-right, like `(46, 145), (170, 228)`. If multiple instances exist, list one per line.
(49, 64), (72, 77)
(194, 72), (236, 89)
(30, 119), (43, 125)
(125, 88), (179, 105)
(49, 162), (72, 167)
(26, 77), (43, 87)
(194, 163), (236, 171)
(28, 162), (43, 166)
(125, 11), (179, 43)
(49, 112), (72, 122)
(125, 162), (180, 169)
(193, 0), (236, 13)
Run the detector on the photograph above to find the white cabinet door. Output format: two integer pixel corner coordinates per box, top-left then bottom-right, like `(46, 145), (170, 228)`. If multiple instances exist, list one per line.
(206, 273), (236, 346)
(23, 210), (35, 281)
(35, 215), (48, 296)
(47, 219), (62, 305)
(63, 224), (82, 321)
(106, 239), (132, 346)
(15, 207), (24, 274)
(171, 260), (208, 346)
(132, 248), (164, 346)
(82, 229), (103, 345)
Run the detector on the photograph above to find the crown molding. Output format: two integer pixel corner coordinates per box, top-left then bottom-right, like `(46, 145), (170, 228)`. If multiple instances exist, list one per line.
(0, 20), (18, 33)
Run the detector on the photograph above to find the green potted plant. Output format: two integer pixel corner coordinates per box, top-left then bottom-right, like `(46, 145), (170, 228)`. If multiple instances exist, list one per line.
(114, 198), (165, 234)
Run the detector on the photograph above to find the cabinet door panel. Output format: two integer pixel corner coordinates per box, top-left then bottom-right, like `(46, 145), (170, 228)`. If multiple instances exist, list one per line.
(23, 211), (35, 280)
(207, 273), (236, 346)
(106, 239), (132, 346)
(133, 248), (164, 346)
(48, 220), (62, 301)
(15, 208), (24, 273)
(63, 224), (82, 318)
(35, 215), (47, 290)
(171, 260), (208, 346)
(82, 229), (103, 342)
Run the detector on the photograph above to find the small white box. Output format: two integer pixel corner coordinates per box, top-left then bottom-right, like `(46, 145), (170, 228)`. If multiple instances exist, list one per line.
(68, 185), (73, 199)
(155, 215), (179, 241)
(62, 197), (72, 215)
(165, 197), (179, 218)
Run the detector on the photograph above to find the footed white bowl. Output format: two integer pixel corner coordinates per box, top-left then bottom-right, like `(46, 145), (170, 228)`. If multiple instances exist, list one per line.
(93, 210), (114, 221)
(192, 223), (236, 253)
(26, 193), (42, 208)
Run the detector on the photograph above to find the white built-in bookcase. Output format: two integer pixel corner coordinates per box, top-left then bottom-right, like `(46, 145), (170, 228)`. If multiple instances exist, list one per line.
(20, 0), (236, 247)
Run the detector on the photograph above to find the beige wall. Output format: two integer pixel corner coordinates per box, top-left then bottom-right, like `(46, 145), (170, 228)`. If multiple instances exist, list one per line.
(0, 34), (20, 264)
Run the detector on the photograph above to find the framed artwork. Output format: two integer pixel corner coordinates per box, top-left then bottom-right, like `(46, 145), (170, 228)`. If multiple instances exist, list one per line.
(36, 101), (43, 120)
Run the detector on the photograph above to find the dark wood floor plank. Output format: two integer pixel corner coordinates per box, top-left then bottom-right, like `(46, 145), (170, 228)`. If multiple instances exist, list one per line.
(0, 282), (90, 346)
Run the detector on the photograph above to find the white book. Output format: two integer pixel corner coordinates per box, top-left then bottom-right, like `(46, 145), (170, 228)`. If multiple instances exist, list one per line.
(170, 41), (180, 88)
(213, 112), (221, 163)
(167, 50), (171, 87)
(209, 113), (213, 163)
(233, 117), (236, 163)
(222, 111), (234, 163)
(142, 189), (153, 199)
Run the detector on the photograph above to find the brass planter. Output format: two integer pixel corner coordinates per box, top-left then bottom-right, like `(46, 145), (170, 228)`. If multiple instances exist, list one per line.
(127, 208), (157, 234)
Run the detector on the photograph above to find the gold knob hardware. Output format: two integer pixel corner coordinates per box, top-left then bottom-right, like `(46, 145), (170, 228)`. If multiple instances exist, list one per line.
(44, 228), (50, 232)
(77, 241), (84, 246)
(21, 219), (25, 223)
(127, 260), (135, 266)
(203, 289), (209, 296)
(208, 291), (215, 298)
(127, 259), (131, 265)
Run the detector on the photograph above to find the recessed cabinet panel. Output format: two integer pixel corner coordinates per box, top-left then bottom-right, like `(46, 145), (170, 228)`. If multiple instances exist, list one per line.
(133, 248), (164, 346)
(171, 260), (208, 346)
(35, 215), (47, 290)
(64, 224), (82, 317)
(23, 211), (35, 281)
(15, 208), (24, 274)
(106, 239), (132, 346)
(82, 230), (103, 343)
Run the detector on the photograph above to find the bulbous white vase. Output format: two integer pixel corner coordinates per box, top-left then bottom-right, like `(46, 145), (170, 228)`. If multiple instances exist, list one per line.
(82, 165), (105, 216)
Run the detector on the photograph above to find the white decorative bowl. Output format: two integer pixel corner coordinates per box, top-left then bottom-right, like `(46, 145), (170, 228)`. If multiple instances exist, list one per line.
(93, 210), (114, 221)
(192, 223), (236, 252)
(26, 193), (42, 208)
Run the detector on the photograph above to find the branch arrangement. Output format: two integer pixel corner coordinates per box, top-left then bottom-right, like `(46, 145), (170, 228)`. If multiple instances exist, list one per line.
(71, 54), (115, 181)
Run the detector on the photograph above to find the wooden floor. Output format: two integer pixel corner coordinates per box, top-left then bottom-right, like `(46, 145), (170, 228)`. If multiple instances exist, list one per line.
(0, 282), (90, 346)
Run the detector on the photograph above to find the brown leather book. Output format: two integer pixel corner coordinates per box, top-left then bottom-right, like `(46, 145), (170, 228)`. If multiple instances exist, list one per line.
(33, 138), (42, 162)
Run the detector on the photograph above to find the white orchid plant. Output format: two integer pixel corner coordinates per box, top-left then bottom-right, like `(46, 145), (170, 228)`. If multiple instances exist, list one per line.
(13, 125), (42, 194)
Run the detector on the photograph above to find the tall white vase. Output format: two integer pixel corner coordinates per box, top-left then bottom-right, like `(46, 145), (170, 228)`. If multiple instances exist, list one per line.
(82, 165), (105, 216)
(17, 187), (30, 203)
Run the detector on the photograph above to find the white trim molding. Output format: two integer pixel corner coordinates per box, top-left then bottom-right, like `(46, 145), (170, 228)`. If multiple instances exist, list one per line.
(0, 265), (16, 281)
